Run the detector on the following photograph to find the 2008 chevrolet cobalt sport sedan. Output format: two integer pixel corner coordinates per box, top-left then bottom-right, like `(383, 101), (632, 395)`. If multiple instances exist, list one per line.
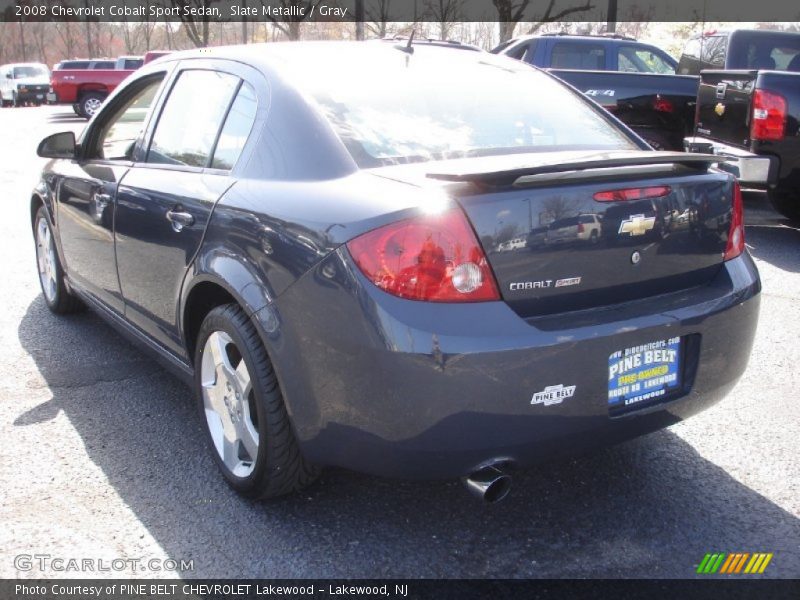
(31, 41), (760, 503)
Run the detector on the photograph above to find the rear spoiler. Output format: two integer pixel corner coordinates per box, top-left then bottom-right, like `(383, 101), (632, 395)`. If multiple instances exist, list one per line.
(426, 152), (727, 187)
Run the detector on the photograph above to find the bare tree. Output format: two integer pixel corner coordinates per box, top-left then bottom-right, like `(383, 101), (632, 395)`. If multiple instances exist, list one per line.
(424, 0), (462, 40)
(364, 0), (394, 39)
(170, 0), (221, 47)
(493, 0), (530, 44)
(525, 0), (595, 36)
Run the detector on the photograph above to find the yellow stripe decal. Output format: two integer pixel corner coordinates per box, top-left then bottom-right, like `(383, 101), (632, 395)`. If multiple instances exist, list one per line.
(758, 553), (773, 574)
(744, 554), (759, 574)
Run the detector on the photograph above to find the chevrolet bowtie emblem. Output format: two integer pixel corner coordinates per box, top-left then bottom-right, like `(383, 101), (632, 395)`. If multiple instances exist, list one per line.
(715, 102), (726, 116)
(618, 214), (656, 236)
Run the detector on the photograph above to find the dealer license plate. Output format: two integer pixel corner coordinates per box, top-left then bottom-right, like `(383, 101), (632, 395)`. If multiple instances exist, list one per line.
(608, 336), (681, 413)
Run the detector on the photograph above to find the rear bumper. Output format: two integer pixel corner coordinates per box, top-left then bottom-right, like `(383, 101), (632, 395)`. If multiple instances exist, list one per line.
(262, 250), (761, 480)
(684, 136), (778, 188)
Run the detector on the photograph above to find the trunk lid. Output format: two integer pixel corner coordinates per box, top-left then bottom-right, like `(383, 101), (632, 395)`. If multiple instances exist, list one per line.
(373, 151), (734, 317)
(695, 70), (757, 148)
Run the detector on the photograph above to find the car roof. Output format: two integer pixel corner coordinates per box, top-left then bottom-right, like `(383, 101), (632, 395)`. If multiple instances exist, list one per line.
(147, 40), (526, 78)
(509, 33), (638, 44)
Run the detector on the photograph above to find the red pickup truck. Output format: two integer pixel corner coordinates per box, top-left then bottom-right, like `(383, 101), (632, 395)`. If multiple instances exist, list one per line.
(47, 53), (168, 118)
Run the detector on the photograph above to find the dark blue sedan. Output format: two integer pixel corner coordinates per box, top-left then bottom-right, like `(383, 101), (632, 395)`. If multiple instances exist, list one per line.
(31, 41), (760, 502)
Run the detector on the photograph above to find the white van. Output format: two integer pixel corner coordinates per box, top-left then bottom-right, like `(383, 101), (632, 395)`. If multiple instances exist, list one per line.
(0, 63), (50, 107)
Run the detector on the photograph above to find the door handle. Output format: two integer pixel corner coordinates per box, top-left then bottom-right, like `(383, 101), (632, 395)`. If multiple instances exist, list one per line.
(166, 207), (194, 232)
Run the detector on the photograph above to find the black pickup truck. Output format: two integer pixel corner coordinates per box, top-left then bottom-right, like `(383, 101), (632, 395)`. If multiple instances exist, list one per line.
(682, 30), (800, 221)
(493, 33), (699, 151)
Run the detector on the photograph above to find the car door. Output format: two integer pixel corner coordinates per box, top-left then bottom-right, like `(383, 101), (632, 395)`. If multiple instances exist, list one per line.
(114, 60), (260, 359)
(51, 72), (169, 313)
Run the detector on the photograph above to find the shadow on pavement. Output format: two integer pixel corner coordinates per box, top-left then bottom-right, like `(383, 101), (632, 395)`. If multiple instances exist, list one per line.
(15, 295), (800, 578)
(745, 225), (800, 274)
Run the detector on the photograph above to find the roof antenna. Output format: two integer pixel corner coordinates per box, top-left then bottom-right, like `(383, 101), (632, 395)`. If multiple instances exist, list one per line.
(395, 29), (415, 54)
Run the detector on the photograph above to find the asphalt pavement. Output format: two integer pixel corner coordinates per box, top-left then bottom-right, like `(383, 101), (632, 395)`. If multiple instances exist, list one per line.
(1, 106), (798, 579)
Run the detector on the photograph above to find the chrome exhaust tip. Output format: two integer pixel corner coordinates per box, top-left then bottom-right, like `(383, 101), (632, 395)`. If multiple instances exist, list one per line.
(463, 465), (512, 503)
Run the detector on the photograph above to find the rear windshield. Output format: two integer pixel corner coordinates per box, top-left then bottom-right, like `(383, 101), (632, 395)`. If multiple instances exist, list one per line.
(295, 48), (637, 167)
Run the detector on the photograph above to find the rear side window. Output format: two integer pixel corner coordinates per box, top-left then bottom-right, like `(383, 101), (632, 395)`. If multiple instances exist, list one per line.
(618, 47), (675, 74)
(211, 82), (258, 170)
(123, 59), (143, 70)
(94, 61), (115, 70)
(550, 42), (605, 70)
(701, 36), (726, 68)
(148, 70), (239, 168)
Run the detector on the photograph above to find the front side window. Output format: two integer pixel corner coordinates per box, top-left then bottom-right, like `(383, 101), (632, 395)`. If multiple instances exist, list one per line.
(211, 82), (258, 170)
(550, 43), (605, 70)
(92, 76), (164, 161)
(148, 70), (239, 168)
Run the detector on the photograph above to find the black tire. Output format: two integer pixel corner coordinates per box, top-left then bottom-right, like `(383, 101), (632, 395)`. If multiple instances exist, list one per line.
(33, 206), (84, 315)
(72, 104), (81, 115)
(78, 92), (105, 119)
(194, 304), (319, 499)
(12, 92), (19, 108)
(769, 188), (800, 223)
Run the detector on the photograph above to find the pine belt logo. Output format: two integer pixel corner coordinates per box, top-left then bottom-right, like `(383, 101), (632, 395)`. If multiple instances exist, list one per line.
(531, 384), (576, 406)
(697, 552), (774, 575)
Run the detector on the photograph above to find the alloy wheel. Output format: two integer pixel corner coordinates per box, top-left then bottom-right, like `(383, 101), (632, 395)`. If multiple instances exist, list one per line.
(36, 217), (57, 303)
(200, 331), (259, 478)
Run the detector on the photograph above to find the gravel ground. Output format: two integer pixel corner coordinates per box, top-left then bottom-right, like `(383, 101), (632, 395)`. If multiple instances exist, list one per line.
(1, 106), (798, 580)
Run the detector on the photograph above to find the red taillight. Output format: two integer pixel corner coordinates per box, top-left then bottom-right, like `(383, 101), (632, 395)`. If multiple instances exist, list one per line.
(751, 89), (786, 141)
(653, 96), (674, 113)
(724, 180), (745, 261)
(346, 209), (500, 302)
(577, 222), (585, 233)
(593, 186), (671, 202)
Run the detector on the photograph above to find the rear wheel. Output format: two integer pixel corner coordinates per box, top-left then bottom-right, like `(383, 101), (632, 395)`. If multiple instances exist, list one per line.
(195, 304), (319, 499)
(769, 188), (800, 223)
(12, 92), (19, 108)
(34, 206), (84, 314)
(78, 92), (105, 119)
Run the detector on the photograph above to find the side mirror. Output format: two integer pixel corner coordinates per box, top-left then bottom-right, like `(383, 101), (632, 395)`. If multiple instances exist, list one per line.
(5, 73), (11, 79)
(37, 132), (76, 159)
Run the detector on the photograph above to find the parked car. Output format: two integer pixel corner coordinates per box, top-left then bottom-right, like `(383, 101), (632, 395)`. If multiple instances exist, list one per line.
(47, 56), (143, 118)
(0, 62), (50, 107)
(682, 29), (800, 221)
(546, 213), (602, 245)
(143, 51), (171, 65)
(493, 33), (698, 151)
(53, 57), (143, 71)
(31, 42), (759, 503)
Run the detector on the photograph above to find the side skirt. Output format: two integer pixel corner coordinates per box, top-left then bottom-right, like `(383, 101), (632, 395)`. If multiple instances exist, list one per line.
(69, 282), (195, 387)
